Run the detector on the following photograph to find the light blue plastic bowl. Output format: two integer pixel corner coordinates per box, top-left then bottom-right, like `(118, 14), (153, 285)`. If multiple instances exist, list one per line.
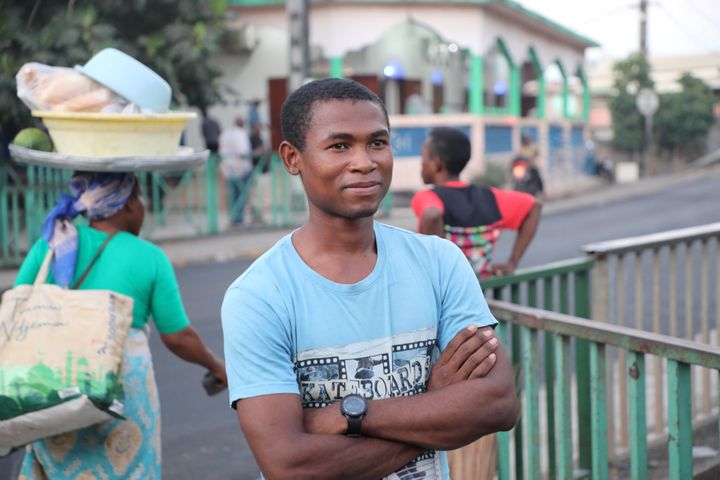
(75, 48), (171, 113)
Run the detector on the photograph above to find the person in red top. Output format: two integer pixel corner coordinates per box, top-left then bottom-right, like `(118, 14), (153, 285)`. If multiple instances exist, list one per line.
(411, 127), (541, 278)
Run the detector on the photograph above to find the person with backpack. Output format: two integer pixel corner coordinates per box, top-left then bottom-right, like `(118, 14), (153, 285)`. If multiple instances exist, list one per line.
(411, 127), (541, 278)
(510, 133), (544, 199)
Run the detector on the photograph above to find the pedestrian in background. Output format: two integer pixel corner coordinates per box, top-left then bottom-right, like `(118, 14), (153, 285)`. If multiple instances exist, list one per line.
(511, 133), (544, 199)
(412, 127), (541, 278)
(219, 117), (253, 226)
(200, 108), (222, 154)
(15, 172), (226, 479)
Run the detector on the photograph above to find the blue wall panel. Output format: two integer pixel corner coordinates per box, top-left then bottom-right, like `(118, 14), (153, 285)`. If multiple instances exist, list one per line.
(392, 126), (471, 158)
(484, 125), (513, 154)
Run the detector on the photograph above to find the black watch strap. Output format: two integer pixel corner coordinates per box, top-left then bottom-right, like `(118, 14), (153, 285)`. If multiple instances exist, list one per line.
(346, 414), (364, 437)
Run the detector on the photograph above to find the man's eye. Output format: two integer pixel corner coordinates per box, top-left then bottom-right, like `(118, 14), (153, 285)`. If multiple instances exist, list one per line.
(370, 139), (388, 148)
(330, 143), (349, 151)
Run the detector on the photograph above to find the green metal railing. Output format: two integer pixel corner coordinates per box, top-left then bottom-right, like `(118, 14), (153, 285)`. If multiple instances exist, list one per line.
(0, 163), (71, 267)
(481, 257), (595, 479)
(489, 299), (720, 480)
(1, 150), (396, 268)
(583, 223), (720, 458)
(0, 152), (327, 267)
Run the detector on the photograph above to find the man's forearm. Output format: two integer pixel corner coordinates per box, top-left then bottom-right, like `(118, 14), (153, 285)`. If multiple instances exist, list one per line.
(508, 203), (541, 266)
(308, 350), (516, 451)
(255, 432), (424, 480)
(358, 348), (516, 451)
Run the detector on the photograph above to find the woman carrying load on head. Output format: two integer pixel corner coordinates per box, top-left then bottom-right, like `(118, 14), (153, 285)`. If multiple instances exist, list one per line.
(14, 172), (227, 480)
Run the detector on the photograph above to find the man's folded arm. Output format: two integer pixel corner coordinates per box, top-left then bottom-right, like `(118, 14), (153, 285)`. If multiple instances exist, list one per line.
(306, 339), (516, 451)
(235, 393), (423, 479)
(360, 341), (516, 450)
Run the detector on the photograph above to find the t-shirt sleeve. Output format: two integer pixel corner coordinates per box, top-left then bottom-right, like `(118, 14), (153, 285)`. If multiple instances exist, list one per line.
(222, 285), (299, 407)
(149, 249), (191, 334)
(14, 238), (50, 286)
(491, 187), (536, 230)
(411, 189), (444, 219)
(435, 239), (498, 351)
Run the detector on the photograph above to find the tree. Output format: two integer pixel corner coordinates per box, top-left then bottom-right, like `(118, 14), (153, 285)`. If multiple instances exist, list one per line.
(654, 73), (715, 161)
(607, 53), (654, 153)
(0, 0), (229, 149)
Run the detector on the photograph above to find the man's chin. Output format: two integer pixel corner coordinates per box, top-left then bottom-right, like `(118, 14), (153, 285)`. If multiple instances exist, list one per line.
(347, 207), (378, 220)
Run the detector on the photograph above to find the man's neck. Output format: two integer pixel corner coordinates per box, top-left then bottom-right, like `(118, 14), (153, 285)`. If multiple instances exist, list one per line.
(432, 172), (460, 186)
(292, 210), (377, 284)
(298, 211), (376, 255)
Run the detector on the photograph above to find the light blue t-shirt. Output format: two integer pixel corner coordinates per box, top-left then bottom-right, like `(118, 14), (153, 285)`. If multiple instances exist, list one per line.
(221, 222), (497, 479)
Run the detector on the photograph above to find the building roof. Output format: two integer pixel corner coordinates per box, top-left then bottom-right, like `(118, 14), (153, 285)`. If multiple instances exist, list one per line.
(590, 53), (720, 96)
(228, 0), (599, 49)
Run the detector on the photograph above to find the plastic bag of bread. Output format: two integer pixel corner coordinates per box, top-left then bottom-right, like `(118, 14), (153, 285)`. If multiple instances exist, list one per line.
(16, 63), (130, 113)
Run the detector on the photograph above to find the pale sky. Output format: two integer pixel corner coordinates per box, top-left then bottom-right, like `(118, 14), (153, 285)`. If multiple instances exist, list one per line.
(519, 0), (720, 62)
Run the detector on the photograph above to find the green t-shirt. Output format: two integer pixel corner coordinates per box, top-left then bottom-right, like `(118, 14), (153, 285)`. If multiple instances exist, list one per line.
(14, 226), (190, 334)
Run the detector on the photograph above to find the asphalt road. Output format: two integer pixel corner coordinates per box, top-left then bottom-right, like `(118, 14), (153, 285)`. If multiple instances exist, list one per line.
(2, 172), (718, 479)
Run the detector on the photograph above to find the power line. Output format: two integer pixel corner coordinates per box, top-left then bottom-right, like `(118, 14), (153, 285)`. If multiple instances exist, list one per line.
(576, 3), (635, 26)
(656, 1), (720, 56)
(685, 0), (720, 32)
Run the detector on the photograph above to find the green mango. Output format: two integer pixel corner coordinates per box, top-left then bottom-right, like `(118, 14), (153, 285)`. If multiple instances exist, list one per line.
(12, 128), (54, 152)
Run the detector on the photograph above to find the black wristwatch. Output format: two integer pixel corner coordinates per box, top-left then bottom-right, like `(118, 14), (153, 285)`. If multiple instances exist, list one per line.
(340, 394), (368, 437)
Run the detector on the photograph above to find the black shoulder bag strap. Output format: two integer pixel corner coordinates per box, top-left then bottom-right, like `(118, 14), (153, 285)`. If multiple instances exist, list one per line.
(71, 232), (117, 290)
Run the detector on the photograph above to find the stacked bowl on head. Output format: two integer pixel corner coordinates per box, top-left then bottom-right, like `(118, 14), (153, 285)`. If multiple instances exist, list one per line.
(11, 48), (206, 171)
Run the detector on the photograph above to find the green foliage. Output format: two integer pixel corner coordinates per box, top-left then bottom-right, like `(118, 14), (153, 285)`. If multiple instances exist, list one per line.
(472, 162), (507, 188)
(607, 53), (654, 153)
(654, 73), (715, 159)
(0, 0), (228, 143)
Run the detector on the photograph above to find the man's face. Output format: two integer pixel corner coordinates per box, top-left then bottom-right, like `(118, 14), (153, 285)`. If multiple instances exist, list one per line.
(286, 99), (392, 220)
(420, 138), (436, 184)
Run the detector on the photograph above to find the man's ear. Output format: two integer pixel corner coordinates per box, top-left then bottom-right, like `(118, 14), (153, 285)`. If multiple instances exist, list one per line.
(279, 141), (301, 176)
(431, 156), (444, 174)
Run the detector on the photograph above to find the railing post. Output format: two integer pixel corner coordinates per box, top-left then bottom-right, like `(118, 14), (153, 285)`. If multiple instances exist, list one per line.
(521, 326), (541, 479)
(554, 334), (573, 479)
(575, 267), (593, 472)
(510, 284), (524, 479)
(0, 166), (9, 261)
(495, 321), (511, 480)
(590, 341), (609, 480)
(205, 153), (219, 234)
(666, 360), (692, 480)
(627, 351), (648, 480)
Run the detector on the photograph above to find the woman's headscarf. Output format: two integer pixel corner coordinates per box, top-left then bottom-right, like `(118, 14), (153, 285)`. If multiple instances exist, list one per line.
(41, 172), (137, 287)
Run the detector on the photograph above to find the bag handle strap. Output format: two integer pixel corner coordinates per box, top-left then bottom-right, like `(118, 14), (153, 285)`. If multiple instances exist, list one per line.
(72, 232), (117, 290)
(33, 250), (54, 286)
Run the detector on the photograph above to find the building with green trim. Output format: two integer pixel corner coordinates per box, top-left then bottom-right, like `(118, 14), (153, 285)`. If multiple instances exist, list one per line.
(217, 0), (599, 192)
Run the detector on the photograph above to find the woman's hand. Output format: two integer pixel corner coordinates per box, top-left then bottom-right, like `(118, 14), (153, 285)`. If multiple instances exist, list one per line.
(208, 358), (228, 389)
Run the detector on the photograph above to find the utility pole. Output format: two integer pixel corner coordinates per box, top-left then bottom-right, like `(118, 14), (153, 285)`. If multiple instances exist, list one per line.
(287, 0), (310, 94)
(639, 0), (648, 60)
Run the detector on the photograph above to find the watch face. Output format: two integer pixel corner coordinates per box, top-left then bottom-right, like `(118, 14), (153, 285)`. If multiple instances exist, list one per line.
(342, 395), (366, 416)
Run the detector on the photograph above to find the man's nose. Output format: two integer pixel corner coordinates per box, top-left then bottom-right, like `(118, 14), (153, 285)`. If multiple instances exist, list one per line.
(349, 151), (376, 172)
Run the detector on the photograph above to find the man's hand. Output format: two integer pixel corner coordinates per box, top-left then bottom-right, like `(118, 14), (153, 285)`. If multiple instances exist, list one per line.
(489, 261), (517, 277)
(427, 325), (498, 392)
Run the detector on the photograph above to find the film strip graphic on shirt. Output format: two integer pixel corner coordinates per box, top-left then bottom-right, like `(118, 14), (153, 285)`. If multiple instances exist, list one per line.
(296, 339), (437, 407)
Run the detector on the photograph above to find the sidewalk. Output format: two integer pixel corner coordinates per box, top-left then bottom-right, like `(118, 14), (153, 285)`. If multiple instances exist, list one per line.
(2, 164), (719, 290)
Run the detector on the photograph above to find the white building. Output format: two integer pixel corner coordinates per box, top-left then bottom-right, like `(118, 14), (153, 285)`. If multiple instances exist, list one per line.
(204, 0), (598, 193)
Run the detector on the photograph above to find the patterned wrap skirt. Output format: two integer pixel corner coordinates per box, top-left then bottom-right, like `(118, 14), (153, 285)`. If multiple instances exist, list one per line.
(19, 328), (161, 480)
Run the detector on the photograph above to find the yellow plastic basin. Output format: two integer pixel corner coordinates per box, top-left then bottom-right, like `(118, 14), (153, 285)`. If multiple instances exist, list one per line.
(32, 111), (196, 158)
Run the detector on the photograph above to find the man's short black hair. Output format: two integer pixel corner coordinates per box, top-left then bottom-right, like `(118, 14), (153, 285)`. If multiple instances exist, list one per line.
(426, 127), (471, 176)
(280, 78), (389, 151)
